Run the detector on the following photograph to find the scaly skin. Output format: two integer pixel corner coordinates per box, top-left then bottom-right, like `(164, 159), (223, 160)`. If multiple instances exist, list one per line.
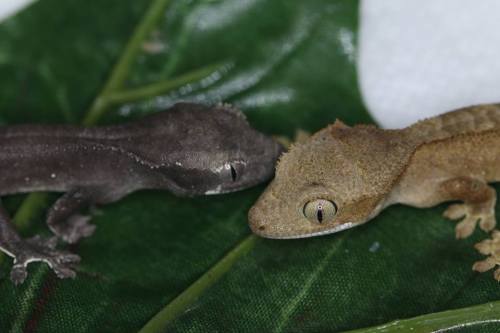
(0, 102), (283, 285)
(248, 103), (500, 281)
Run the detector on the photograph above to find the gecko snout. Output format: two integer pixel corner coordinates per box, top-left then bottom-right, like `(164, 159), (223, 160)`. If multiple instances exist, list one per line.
(248, 187), (284, 238)
(248, 204), (267, 235)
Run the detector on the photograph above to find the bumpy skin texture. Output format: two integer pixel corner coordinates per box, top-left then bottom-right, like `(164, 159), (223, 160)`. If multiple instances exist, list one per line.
(248, 103), (500, 281)
(0, 102), (283, 285)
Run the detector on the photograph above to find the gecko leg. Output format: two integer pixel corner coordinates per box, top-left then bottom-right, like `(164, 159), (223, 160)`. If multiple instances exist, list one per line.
(0, 203), (80, 285)
(473, 230), (500, 281)
(440, 177), (496, 239)
(47, 188), (96, 244)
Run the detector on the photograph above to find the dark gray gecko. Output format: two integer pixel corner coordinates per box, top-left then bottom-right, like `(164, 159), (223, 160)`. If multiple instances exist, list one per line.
(0, 102), (283, 284)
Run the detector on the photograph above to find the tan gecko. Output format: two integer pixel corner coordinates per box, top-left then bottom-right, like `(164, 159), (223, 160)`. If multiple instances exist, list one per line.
(248, 103), (500, 280)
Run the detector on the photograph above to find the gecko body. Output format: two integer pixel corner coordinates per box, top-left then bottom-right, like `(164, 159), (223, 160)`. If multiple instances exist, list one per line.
(0, 102), (283, 284)
(249, 103), (500, 280)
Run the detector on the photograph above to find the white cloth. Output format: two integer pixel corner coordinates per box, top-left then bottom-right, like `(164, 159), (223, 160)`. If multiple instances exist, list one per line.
(0, 0), (36, 22)
(359, 0), (500, 128)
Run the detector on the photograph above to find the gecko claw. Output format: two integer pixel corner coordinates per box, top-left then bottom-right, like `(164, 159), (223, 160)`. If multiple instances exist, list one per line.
(8, 235), (80, 284)
(473, 230), (500, 281)
(443, 203), (496, 239)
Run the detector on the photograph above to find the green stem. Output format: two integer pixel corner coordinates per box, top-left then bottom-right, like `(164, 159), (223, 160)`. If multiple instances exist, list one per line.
(13, 193), (51, 231)
(105, 62), (224, 106)
(344, 301), (500, 333)
(83, 0), (172, 126)
(138, 234), (258, 333)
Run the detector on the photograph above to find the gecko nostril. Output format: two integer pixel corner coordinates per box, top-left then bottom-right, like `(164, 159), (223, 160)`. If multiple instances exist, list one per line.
(258, 225), (265, 231)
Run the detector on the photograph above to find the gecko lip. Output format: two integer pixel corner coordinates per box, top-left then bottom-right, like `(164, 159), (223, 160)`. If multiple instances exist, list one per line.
(260, 222), (361, 239)
(251, 221), (362, 239)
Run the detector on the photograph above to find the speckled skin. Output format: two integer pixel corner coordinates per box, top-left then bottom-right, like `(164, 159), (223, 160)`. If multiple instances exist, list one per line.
(248, 103), (500, 281)
(0, 102), (283, 285)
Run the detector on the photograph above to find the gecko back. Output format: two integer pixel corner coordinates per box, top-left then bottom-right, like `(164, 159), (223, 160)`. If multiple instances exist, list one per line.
(0, 102), (284, 197)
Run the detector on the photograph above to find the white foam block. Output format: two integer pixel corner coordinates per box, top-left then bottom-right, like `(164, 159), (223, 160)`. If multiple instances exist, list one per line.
(358, 0), (500, 128)
(0, 0), (37, 23)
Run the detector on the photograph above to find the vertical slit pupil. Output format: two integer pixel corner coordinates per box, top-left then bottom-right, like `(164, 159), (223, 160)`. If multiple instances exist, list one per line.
(317, 207), (323, 223)
(230, 165), (237, 181)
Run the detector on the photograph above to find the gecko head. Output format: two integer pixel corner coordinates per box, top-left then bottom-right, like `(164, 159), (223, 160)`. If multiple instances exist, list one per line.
(248, 121), (388, 239)
(166, 103), (284, 196)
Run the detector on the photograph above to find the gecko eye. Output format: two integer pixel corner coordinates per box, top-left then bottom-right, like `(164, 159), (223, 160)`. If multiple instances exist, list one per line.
(230, 164), (237, 181)
(303, 199), (337, 224)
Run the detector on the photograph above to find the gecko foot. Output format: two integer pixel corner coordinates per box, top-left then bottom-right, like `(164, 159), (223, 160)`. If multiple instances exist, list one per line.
(443, 203), (496, 239)
(10, 235), (80, 285)
(52, 214), (96, 244)
(473, 230), (500, 281)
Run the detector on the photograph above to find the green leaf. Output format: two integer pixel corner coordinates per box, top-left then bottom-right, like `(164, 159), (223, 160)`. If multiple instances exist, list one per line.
(0, 0), (498, 332)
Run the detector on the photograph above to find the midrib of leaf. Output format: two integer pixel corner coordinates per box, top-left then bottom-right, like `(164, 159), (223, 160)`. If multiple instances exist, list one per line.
(138, 234), (258, 333)
(343, 300), (500, 333)
(1, 0), (223, 331)
(273, 233), (349, 333)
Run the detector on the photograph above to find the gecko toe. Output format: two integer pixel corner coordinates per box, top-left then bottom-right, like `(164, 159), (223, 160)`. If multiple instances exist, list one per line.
(455, 216), (478, 239)
(10, 264), (28, 285)
(494, 268), (500, 281)
(473, 232), (500, 281)
(480, 215), (496, 232)
(26, 235), (58, 249)
(56, 252), (81, 264)
(52, 264), (77, 279)
(444, 202), (497, 238)
(57, 215), (96, 244)
(443, 204), (467, 220)
(475, 238), (493, 255)
(472, 257), (496, 272)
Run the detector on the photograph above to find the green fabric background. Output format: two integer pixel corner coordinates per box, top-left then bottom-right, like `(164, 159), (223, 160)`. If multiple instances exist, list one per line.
(0, 0), (499, 332)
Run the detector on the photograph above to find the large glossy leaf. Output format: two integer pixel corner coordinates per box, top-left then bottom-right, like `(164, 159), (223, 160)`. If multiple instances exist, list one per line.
(0, 1), (499, 332)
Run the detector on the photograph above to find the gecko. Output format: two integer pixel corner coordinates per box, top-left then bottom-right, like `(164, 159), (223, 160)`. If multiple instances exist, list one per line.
(0, 102), (283, 285)
(248, 103), (500, 281)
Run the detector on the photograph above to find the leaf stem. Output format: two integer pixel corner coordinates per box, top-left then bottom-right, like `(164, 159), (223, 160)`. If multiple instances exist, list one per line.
(83, 0), (172, 126)
(105, 62), (224, 106)
(12, 193), (51, 231)
(138, 234), (258, 333)
(343, 301), (500, 333)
